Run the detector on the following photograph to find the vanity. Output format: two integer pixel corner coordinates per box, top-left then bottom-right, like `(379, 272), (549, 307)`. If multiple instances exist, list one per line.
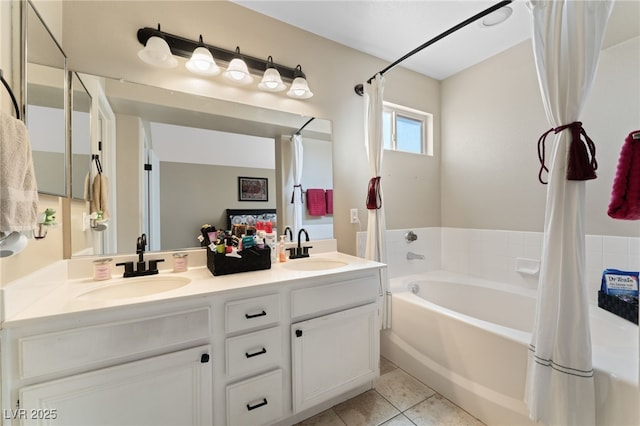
(0, 246), (384, 425)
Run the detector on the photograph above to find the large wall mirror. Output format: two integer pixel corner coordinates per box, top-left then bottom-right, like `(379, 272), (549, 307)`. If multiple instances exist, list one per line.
(25, 0), (68, 197)
(71, 74), (333, 257)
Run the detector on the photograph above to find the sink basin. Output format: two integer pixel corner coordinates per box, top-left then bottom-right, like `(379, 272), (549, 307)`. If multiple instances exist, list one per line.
(78, 276), (191, 300)
(284, 258), (349, 271)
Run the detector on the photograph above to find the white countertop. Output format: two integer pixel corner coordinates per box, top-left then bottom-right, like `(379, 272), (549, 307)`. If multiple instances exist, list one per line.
(2, 251), (385, 327)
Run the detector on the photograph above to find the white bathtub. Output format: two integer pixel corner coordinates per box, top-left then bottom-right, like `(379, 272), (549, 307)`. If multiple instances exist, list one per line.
(380, 270), (639, 426)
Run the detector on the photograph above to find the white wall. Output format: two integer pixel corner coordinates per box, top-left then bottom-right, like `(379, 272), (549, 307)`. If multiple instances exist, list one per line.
(60, 0), (440, 257)
(441, 36), (640, 238)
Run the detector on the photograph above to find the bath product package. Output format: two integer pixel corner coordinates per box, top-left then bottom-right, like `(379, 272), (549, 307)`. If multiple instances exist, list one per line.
(600, 269), (639, 297)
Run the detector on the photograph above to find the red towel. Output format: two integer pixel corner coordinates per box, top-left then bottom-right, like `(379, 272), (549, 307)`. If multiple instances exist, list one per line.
(325, 189), (333, 214)
(608, 130), (640, 220)
(306, 189), (326, 216)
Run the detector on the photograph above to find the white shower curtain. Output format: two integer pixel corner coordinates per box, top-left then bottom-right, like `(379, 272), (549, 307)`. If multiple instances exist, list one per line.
(524, 1), (614, 425)
(291, 133), (304, 237)
(364, 74), (390, 329)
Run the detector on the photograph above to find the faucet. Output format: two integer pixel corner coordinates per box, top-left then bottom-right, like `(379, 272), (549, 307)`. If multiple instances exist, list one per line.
(283, 226), (293, 242)
(116, 233), (165, 278)
(407, 251), (425, 260)
(290, 228), (312, 259)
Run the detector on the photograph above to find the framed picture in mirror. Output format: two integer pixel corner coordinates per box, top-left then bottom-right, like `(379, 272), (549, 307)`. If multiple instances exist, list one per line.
(238, 177), (268, 202)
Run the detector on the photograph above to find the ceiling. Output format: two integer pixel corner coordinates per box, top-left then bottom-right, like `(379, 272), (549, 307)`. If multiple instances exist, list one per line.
(234, 0), (640, 81)
(234, 0), (532, 80)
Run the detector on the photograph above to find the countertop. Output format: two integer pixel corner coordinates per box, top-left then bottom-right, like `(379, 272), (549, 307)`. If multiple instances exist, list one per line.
(2, 251), (385, 327)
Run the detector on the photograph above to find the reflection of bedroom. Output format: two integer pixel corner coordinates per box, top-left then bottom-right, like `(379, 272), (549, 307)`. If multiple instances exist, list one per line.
(150, 122), (332, 250)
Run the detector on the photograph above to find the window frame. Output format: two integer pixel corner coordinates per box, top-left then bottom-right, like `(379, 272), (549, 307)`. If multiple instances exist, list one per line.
(382, 102), (433, 156)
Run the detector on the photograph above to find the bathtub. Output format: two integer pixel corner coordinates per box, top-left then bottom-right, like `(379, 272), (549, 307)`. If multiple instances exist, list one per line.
(380, 270), (639, 426)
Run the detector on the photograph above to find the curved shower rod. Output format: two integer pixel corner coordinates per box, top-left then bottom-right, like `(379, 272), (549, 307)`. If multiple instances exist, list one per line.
(354, 0), (514, 96)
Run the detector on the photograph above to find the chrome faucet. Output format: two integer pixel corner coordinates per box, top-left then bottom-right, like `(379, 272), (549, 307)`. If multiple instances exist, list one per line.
(116, 233), (165, 278)
(407, 251), (425, 260)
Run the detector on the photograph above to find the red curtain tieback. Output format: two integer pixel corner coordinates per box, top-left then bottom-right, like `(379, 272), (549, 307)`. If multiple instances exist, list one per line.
(366, 176), (382, 210)
(537, 121), (597, 184)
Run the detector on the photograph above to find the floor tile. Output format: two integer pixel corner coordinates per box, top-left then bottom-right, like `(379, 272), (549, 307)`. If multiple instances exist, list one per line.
(404, 395), (484, 426)
(375, 368), (436, 411)
(379, 356), (398, 375)
(333, 390), (400, 426)
(380, 413), (416, 426)
(296, 409), (347, 426)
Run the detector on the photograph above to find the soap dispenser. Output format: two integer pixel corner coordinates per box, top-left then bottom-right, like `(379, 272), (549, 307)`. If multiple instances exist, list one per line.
(278, 235), (287, 263)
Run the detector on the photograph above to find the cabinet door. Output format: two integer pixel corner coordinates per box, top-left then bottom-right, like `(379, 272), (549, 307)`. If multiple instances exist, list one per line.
(291, 303), (378, 413)
(19, 345), (212, 426)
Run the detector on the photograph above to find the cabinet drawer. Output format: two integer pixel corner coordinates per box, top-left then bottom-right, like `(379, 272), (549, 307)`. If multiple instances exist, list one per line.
(226, 369), (283, 426)
(226, 326), (282, 377)
(19, 308), (210, 379)
(291, 275), (379, 318)
(225, 294), (280, 334)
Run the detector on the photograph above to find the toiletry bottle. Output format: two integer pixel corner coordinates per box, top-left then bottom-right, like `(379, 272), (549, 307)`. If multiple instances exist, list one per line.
(265, 222), (277, 261)
(278, 235), (287, 263)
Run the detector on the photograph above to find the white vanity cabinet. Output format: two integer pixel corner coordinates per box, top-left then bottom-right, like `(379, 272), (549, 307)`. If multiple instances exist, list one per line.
(2, 305), (213, 426)
(18, 345), (212, 426)
(290, 274), (380, 414)
(223, 294), (284, 426)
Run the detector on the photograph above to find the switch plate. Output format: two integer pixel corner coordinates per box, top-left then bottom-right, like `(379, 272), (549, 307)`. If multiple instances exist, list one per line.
(350, 208), (359, 224)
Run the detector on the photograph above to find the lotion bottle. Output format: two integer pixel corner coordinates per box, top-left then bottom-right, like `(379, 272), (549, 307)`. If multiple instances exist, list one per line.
(278, 235), (287, 262)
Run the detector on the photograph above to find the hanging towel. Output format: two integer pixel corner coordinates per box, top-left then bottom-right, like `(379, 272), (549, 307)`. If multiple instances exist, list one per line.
(607, 130), (640, 220)
(325, 189), (333, 215)
(90, 174), (110, 220)
(0, 111), (39, 233)
(306, 188), (326, 216)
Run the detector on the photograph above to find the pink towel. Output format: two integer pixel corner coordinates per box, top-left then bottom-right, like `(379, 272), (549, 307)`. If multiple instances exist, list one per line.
(608, 130), (640, 220)
(325, 189), (333, 214)
(306, 189), (326, 216)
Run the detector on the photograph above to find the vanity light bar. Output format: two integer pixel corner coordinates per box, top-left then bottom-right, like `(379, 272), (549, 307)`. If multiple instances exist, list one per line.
(136, 26), (300, 82)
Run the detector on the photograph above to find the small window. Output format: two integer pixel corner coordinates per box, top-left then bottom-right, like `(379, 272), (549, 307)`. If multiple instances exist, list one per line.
(382, 102), (433, 156)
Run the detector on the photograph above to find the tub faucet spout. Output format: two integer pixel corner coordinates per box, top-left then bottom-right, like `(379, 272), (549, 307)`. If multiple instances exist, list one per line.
(407, 251), (425, 260)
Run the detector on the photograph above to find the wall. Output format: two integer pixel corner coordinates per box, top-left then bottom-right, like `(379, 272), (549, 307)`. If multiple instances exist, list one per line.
(159, 162), (276, 250)
(441, 36), (640, 238)
(59, 0), (441, 258)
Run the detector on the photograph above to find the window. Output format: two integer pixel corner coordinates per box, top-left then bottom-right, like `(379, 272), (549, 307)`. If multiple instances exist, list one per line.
(382, 102), (433, 156)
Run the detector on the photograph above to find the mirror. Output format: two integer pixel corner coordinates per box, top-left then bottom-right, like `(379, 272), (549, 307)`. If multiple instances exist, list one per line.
(71, 74), (333, 256)
(25, 0), (68, 197)
(70, 72), (92, 200)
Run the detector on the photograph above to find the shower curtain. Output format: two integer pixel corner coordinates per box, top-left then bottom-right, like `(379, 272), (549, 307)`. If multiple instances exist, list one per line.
(364, 74), (390, 329)
(524, 1), (614, 425)
(291, 133), (304, 237)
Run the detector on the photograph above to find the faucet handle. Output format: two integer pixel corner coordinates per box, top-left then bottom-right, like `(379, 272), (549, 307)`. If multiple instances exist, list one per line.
(148, 259), (164, 273)
(116, 261), (134, 277)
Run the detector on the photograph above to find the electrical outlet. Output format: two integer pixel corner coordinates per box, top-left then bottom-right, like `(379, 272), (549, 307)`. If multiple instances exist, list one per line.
(350, 208), (359, 224)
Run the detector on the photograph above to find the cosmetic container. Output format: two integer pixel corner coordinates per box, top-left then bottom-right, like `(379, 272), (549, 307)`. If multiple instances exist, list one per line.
(93, 258), (113, 281)
(172, 252), (188, 272)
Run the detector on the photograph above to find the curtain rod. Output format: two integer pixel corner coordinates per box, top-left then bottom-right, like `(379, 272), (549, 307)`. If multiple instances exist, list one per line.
(354, 0), (513, 95)
(295, 117), (315, 135)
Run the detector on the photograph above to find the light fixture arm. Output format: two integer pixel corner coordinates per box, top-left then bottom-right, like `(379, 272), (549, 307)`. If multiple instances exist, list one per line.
(137, 26), (299, 82)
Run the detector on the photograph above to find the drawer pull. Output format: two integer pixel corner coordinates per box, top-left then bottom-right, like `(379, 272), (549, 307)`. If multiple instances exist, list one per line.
(245, 348), (267, 358)
(200, 353), (210, 363)
(245, 310), (267, 319)
(246, 398), (268, 411)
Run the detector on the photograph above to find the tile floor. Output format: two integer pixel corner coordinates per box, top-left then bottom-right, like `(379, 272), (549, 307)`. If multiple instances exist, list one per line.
(296, 357), (486, 426)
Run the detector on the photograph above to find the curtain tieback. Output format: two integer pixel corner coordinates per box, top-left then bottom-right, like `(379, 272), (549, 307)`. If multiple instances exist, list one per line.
(366, 176), (382, 210)
(291, 184), (304, 204)
(537, 121), (597, 184)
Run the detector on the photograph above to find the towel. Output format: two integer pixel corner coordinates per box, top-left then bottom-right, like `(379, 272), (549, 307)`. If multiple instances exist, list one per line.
(608, 130), (640, 220)
(306, 188), (326, 216)
(325, 189), (333, 214)
(0, 111), (39, 233)
(90, 174), (110, 220)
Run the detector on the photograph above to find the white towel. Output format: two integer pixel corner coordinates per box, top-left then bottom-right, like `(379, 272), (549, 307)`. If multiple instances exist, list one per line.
(90, 173), (110, 220)
(0, 111), (39, 233)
